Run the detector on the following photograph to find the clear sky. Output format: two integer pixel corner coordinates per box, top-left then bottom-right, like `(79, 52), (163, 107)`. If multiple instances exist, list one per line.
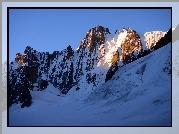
(9, 8), (171, 62)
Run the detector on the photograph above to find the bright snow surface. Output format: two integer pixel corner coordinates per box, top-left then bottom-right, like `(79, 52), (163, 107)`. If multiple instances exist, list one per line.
(9, 43), (171, 126)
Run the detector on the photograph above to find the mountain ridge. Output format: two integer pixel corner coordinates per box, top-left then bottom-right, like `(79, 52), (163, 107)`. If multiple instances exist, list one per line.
(8, 25), (172, 108)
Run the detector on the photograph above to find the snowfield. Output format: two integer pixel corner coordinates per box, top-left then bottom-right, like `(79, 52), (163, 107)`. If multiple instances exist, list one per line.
(9, 43), (171, 126)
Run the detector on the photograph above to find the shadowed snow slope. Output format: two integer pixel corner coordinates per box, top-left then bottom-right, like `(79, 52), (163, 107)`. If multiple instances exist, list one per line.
(9, 43), (171, 126)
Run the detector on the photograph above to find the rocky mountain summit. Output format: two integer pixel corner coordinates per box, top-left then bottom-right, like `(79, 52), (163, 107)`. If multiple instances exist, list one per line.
(8, 25), (172, 108)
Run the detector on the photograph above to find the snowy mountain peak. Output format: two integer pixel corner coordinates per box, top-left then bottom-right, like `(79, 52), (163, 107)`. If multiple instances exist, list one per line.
(8, 26), (172, 109)
(144, 31), (167, 49)
(79, 25), (111, 51)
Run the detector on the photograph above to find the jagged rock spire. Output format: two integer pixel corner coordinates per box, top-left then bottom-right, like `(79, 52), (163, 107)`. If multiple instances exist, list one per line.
(79, 25), (111, 51)
(120, 28), (142, 62)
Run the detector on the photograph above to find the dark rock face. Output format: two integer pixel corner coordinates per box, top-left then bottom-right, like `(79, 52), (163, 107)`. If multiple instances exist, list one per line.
(24, 46), (41, 85)
(9, 66), (32, 108)
(66, 45), (74, 59)
(59, 62), (74, 95)
(105, 62), (119, 82)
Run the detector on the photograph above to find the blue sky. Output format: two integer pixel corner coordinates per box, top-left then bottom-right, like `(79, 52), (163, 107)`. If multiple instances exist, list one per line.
(9, 8), (171, 62)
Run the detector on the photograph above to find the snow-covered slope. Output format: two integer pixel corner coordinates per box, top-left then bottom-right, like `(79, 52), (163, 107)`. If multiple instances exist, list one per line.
(9, 42), (171, 126)
(8, 25), (171, 126)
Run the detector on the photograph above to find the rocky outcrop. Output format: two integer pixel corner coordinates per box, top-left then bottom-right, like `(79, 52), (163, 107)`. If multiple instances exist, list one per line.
(14, 53), (27, 67)
(105, 62), (119, 82)
(120, 28), (142, 63)
(79, 25), (111, 51)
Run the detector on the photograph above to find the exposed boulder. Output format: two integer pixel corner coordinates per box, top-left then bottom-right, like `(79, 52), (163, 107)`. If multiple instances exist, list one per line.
(39, 80), (48, 90)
